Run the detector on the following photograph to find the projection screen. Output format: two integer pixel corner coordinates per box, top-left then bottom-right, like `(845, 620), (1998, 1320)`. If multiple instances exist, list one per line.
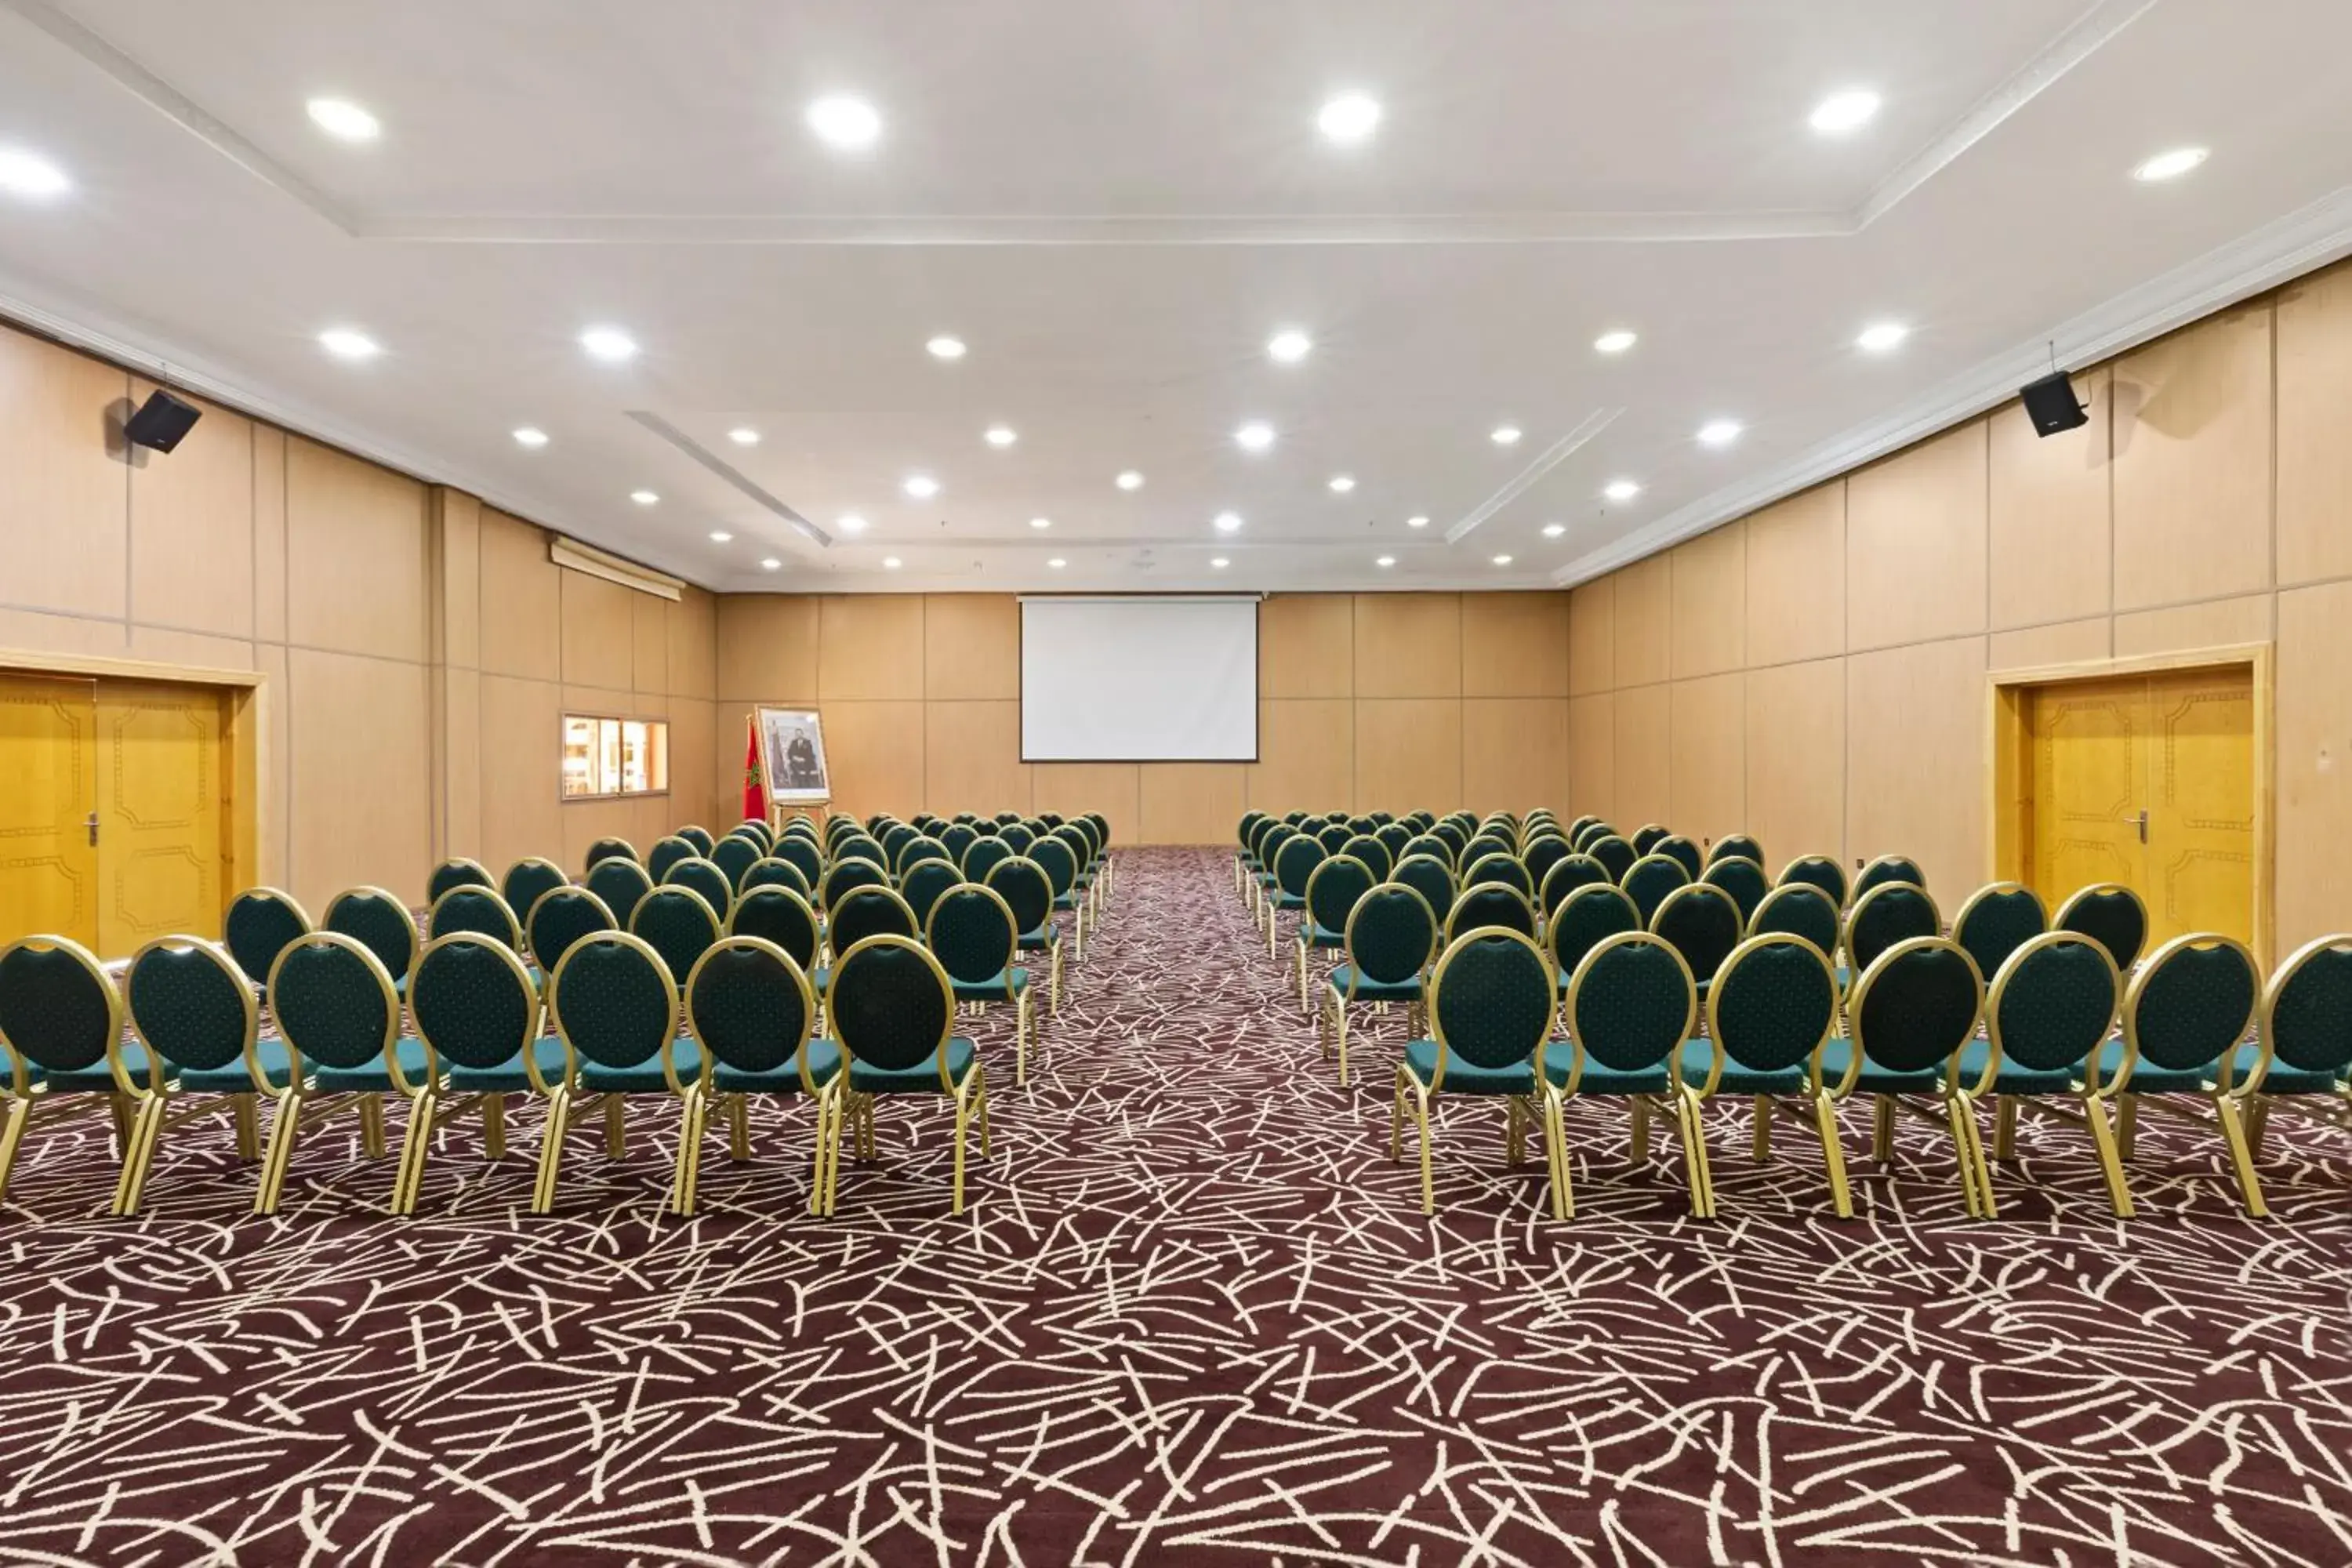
(1020, 596), (1258, 761)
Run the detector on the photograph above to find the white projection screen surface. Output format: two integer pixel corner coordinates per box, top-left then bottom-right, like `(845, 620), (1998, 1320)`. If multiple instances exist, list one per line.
(1021, 597), (1258, 761)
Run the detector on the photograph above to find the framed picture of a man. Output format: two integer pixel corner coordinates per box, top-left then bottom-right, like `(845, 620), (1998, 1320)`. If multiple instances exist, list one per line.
(757, 707), (831, 804)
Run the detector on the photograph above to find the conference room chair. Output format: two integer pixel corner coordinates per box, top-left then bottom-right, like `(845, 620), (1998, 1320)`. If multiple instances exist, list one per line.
(1586, 834), (1637, 884)
(392, 932), (566, 1215)
(677, 935), (839, 1216)
(940, 822), (980, 866)
(647, 834), (698, 884)
(1700, 856), (1770, 926)
(834, 835), (889, 871)
(1693, 932), (1850, 1216)
(1400, 833), (1455, 871)
(0, 936), (141, 1204)
(1778, 855), (1849, 910)
(663, 857), (736, 921)
(1464, 852), (1534, 902)
(263, 931), (424, 1213)
(1952, 883), (2048, 988)
(1322, 882), (1438, 1089)
(1029, 835), (1090, 959)
(1537, 855), (1610, 925)
(2056, 884), (2151, 973)
(1571, 822), (1614, 855)
(1316, 822), (1352, 857)
(1297, 856), (1377, 1016)
(829, 887), (920, 972)
(1374, 822), (1414, 864)
(1076, 814), (1113, 908)
(880, 822), (920, 866)
(501, 858), (569, 928)
(1390, 855), (1456, 925)
(586, 856), (655, 929)
(2241, 935), (2352, 1183)
(727, 885), (822, 975)
(829, 935), (993, 1215)
(820, 858), (888, 916)
(1340, 833), (1392, 881)
(1265, 837), (1327, 959)
(2114, 933), (2266, 1215)
(710, 834), (763, 891)
(950, 811), (981, 827)
(927, 884), (1037, 1085)
(1431, 821), (1471, 861)
(223, 887), (312, 989)
(991, 811), (1022, 829)
(1547, 883), (1642, 998)
(1845, 883), (1941, 977)
(1653, 835), (1704, 880)
(741, 856), (812, 901)
(1621, 854), (1690, 925)
(1831, 937), (1995, 1217)
(1234, 811), (1268, 896)
(325, 887), (419, 995)
(427, 856), (496, 905)
(1568, 815), (1600, 839)
(1853, 855), (1926, 901)
(630, 885), (723, 988)
(900, 859), (960, 930)
(1708, 833), (1765, 867)
(1446, 884), (1537, 946)
(535, 932), (695, 1214)
(1546, 931), (1709, 1219)
(1968, 931), (2129, 1217)
(1631, 825), (1671, 857)
(427, 884), (522, 952)
(1248, 822), (1296, 927)
(583, 837), (637, 871)
(895, 835), (952, 880)
(961, 835), (1013, 887)
(526, 886), (615, 979)
(775, 835), (825, 890)
(675, 826), (716, 857)
(1521, 835), (1571, 895)
(1392, 927), (1555, 1215)
(730, 819), (774, 851)
(108, 935), (279, 1214)
(985, 856), (1065, 1012)
(1650, 884), (1744, 1000)
(1462, 833), (1516, 871)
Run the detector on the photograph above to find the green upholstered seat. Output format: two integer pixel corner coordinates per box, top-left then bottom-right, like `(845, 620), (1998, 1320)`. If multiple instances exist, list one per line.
(1679, 1037), (1804, 1096)
(822, 857), (889, 911)
(741, 857), (813, 898)
(1650, 884), (1743, 991)
(949, 967), (1030, 1002)
(684, 938), (829, 1094)
(1845, 939), (1984, 1085)
(550, 934), (687, 1095)
(2122, 935), (2257, 1090)
(710, 835), (763, 890)
(900, 861), (960, 927)
(1696, 935), (1838, 1096)
(1815, 1035), (1943, 1094)
(713, 1040), (844, 1094)
(675, 826), (716, 857)
(1654, 836), (1704, 880)
(960, 837), (1013, 884)
(927, 882), (1038, 1075)
(2057, 884), (2151, 972)
(1326, 964), (1422, 1000)
(1984, 932), (2118, 1091)
(2259, 937), (2352, 1092)
(828, 886), (919, 954)
(1548, 884), (1639, 993)
(1951, 884), (2047, 985)
(829, 935), (993, 1212)
(315, 1036), (430, 1092)
(1586, 835), (1637, 884)
(125, 938), (261, 1092)
(270, 933), (406, 1085)
(579, 1036), (701, 1094)
(1464, 853), (1534, 898)
(181, 1036), (294, 1094)
(445, 1035), (572, 1094)
(1544, 1041), (1671, 1095)
(1558, 933), (1697, 1095)
(413, 935), (561, 1094)
(774, 837), (824, 887)
(224, 887), (313, 987)
(1958, 1038), (2074, 1094)
(1620, 855), (1690, 924)
(1391, 856), (1456, 919)
(647, 835), (698, 884)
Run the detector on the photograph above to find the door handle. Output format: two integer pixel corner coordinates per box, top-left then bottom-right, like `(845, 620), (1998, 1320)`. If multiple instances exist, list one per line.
(2130, 808), (2147, 844)
(85, 811), (98, 847)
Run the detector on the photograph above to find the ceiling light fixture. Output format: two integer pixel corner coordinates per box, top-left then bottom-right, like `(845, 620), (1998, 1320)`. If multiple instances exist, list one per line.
(984, 425), (1017, 448)
(709, 530), (732, 543)
(1541, 523), (1566, 539)
(2133, 146), (2209, 183)
(1211, 557), (1231, 569)
(902, 474), (939, 499)
(1328, 474), (1356, 493)
(1048, 557), (1067, 569)
(1406, 515), (1429, 529)
(306, 97), (381, 142)
(1809, 89), (1881, 134)
(837, 514), (868, 534)
(1029, 517), (1052, 530)
(1697, 419), (1744, 448)
(1318, 93), (1382, 144)
(1857, 321), (1909, 353)
(0, 148), (71, 199)
(630, 490), (659, 506)
(579, 326), (637, 362)
(926, 335), (967, 360)
(1376, 555), (1396, 568)
(1214, 511), (1243, 533)
(761, 557), (781, 571)
(728, 427), (761, 445)
(806, 94), (882, 150)
(317, 328), (380, 361)
(512, 427), (549, 448)
(1236, 422), (1275, 452)
(1603, 478), (1642, 502)
(1116, 470), (1145, 491)
(1490, 425), (1522, 445)
(883, 556), (902, 569)
(1492, 554), (1514, 566)
(1593, 330), (1638, 354)
(1268, 329), (1312, 363)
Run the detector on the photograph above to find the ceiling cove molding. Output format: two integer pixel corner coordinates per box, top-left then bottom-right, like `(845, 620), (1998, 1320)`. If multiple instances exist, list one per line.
(1446, 410), (1621, 545)
(626, 412), (830, 548)
(1552, 180), (2352, 589)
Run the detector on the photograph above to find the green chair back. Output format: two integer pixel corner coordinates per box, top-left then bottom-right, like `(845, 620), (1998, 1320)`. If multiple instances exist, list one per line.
(710, 835), (763, 890)
(586, 858), (655, 928)
(1029, 836), (1080, 901)
(1538, 855), (1609, 920)
(1952, 883), (2047, 987)
(409, 935), (541, 1075)
(940, 822), (980, 862)
(2261, 935), (2352, 1080)
(1548, 883), (1641, 980)
(0, 937), (122, 1082)
(1462, 833), (1515, 869)
(927, 884), (1020, 986)
(1846, 884), (1941, 974)
(1748, 883), (1841, 958)
(962, 836), (1014, 884)
(895, 837), (953, 878)
(821, 857), (889, 911)
(647, 835), (697, 883)
(1654, 835), (1704, 880)
(1706, 935), (1837, 1077)
(901, 861), (962, 927)
(583, 837), (637, 871)
(829, 886), (919, 954)
(1401, 833), (1454, 870)
(727, 885), (819, 971)
(1464, 853), (1534, 899)
(1850, 938), (1984, 1076)
(686, 938), (818, 1084)
(1430, 821), (1469, 859)
(1649, 884), (1744, 986)
(774, 836), (824, 887)
(985, 857), (1054, 938)
(1521, 835), (1570, 892)
(675, 826), (716, 857)
(1854, 855), (1926, 899)
(427, 885), (521, 949)
(1425, 931), (1554, 1084)
(831, 936), (956, 1077)
(1778, 855), (1848, 909)
(1987, 932), (2119, 1076)
(1392, 855), (1456, 920)
(427, 857), (495, 905)
(268, 933), (400, 1074)
(1571, 822), (1615, 855)
(630, 885), (723, 985)
(325, 887), (419, 986)
(548, 934), (679, 1081)
(501, 858), (568, 925)
(1621, 854), (1690, 924)
(1374, 822), (1414, 861)
(1273, 836), (1326, 899)
(1316, 823), (1352, 855)
(1586, 835), (1636, 883)
(1347, 884), (1439, 986)
(1000, 824), (1036, 856)
(126, 938), (256, 1077)
(527, 886), (615, 973)
(1708, 833), (1764, 867)
(1700, 856), (1770, 924)
(663, 857), (735, 920)
(1445, 884), (1536, 945)
(742, 857), (811, 898)
(1340, 834), (1392, 880)
(1631, 825), (1670, 857)
(2056, 884), (2150, 972)
(1566, 932), (1697, 1076)
(2124, 935), (2257, 1077)
(1305, 856), (1377, 939)
(224, 887), (312, 987)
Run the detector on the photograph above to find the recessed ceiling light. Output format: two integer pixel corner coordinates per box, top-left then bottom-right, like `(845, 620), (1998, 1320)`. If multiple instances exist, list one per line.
(1318, 93), (1382, 144)
(512, 427), (549, 448)
(579, 326), (637, 363)
(1541, 523), (1566, 539)
(761, 557), (781, 571)
(1116, 470), (1145, 491)
(1048, 557), (1066, 569)
(1809, 89), (1881, 134)
(631, 490), (659, 506)
(1491, 554), (1514, 566)
(1328, 474), (1356, 493)
(926, 335), (967, 361)
(1856, 321), (1909, 353)
(1490, 425), (1522, 446)
(1406, 515), (1429, 529)
(883, 556), (902, 570)
(1211, 557), (1231, 569)
(1236, 422), (1275, 452)
(837, 514), (867, 534)
(1593, 330), (1638, 354)
(0, 148), (71, 199)
(1697, 419), (1744, 448)
(728, 427), (761, 445)
(1268, 329), (1312, 363)
(2133, 147), (2209, 183)
(1214, 511), (1243, 533)
(984, 425), (1017, 448)
(1376, 555), (1396, 568)
(902, 474), (939, 499)
(709, 530), (732, 543)
(306, 97), (381, 143)
(1603, 478), (1642, 503)
(317, 328), (380, 361)
(1029, 517), (1052, 530)
(806, 95), (881, 150)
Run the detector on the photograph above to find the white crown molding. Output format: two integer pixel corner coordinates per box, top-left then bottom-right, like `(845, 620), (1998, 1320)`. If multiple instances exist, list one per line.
(1552, 180), (2352, 589)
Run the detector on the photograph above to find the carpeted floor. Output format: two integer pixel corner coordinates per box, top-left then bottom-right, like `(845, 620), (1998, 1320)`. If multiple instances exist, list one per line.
(2, 848), (2350, 1566)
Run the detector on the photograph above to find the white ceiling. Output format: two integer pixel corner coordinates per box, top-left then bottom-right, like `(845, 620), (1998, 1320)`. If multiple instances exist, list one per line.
(3, 0), (2351, 594)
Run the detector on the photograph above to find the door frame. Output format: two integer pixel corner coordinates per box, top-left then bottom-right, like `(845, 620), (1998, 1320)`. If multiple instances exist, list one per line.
(1986, 641), (2273, 966)
(0, 646), (267, 910)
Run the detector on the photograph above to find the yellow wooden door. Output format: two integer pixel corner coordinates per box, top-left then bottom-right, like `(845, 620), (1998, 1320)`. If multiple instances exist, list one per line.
(2031, 675), (2148, 905)
(2143, 666), (2254, 949)
(0, 674), (100, 949)
(94, 681), (228, 954)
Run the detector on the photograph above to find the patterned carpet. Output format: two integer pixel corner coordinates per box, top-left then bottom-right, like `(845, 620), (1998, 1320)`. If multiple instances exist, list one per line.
(2, 848), (2350, 1566)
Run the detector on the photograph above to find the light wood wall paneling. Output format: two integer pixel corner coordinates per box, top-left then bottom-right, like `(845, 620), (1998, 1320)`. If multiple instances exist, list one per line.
(125, 627), (254, 668)
(1567, 694), (1614, 822)
(631, 593), (667, 694)
(1611, 556), (1671, 688)
(1845, 422), (1989, 652)
(0, 329), (129, 620)
(1668, 674), (1745, 842)
(560, 570), (637, 693)
(1138, 763), (1247, 844)
(1845, 635), (1988, 902)
(2278, 267), (2352, 587)
(1033, 763), (1140, 845)
(818, 596), (926, 699)
(254, 641), (291, 883)
(1462, 698), (1567, 815)
(434, 489), (481, 673)
(667, 696), (717, 829)
(1670, 524), (1746, 680)
(476, 510), (561, 681)
(1568, 578), (1614, 695)
(2111, 304), (2275, 612)
(1355, 699), (1463, 811)
(285, 437), (430, 664)
(1461, 592), (1570, 697)
(925, 699), (1031, 815)
(1991, 617), (2111, 670)
(818, 699), (927, 820)
(670, 588), (717, 699)
(1744, 659), (1846, 866)
(1261, 594), (1356, 697)
(1611, 688), (1672, 828)
(476, 674), (563, 876)
(1249, 698), (1354, 813)
(128, 381), (253, 640)
(714, 593), (818, 701)
(1988, 369), (2111, 631)
(2274, 580), (2352, 950)
(288, 648), (433, 911)
(253, 424), (288, 644)
(1743, 483), (1846, 670)
(923, 594), (1022, 699)
(1354, 593), (1462, 699)
(2111, 593), (2274, 659)
(443, 666), (481, 861)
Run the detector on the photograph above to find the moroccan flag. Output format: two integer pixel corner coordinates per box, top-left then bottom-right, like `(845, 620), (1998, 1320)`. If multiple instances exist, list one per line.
(742, 713), (768, 822)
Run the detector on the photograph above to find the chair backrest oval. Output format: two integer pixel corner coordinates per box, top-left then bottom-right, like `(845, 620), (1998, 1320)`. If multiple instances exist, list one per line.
(1707, 935), (1838, 1076)
(1708, 833), (1765, 867)
(1653, 835), (1704, 880)
(1339, 834), (1392, 880)
(409, 933), (541, 1073)
(774, 836), (824, 887)
(2124, 933), (2258, 1077)
(741, 856), (811, 898)
(1849, 938), (1984, 1076)
(685, 937), (818, 1083)
(1649, 883), (1744, 986)
(1571, 821), (1615, 855)
(1374, 822), (1414, 860)
(1313, 822), (1350, 855)
(900, 860), (962, 928)
(1273, 835), (1327, 898)
(1445, 884), (1537, 945)
(1585, 835), (1637, 883)
(1621, 854), (1690, 924)
(1537, 855), (1609, 920)
(675, 826), (715, 857)
(1566, 931), (1697, 1076)
(267, 932), (399, 1073)
(527, 885), (615, 973)
(1305, 855), (1377, 937)
(985, 856), (1054, 937)
(1853, 854), (1926, 900)
(224, 886), (313, 987)
(1464, 852), (1534, 898)
(1347, 884), (1439, 986)
(0, 935), (122, 1080)
(1400, 833), (1454, 870)
(927, 884), (1020, 985)
(427, 856), (495, 905)
(630, 885), (723, 985)
(961, 836), (1014, 884)
(1548, 883), (1641, 979)
(2261, 935), (2352, 1079)
(1428, 929), (1555, 1081)
(1987, 932), (2119, 1076)
(1951, 882), (2048, 987)
(2054, 883), (2150, 972)
(731, 820), (774, 851)
(1748, 883), (1842, 957)
(1390, 855), (1456, 920)
(1463, 833), (1516, 869)
(880, 822), (919, 862)
(660, 857), (734, 920)
(1777, 855), (1849, 909)
(647, 835), (697, 883)
(547, 933), (678, 1074)
(585, 857), (655, 929)
(820, 856), (889, 912)
(583, 836), (637, 871)
(1631, 825), (1670, 857)
(325, 886), (419, 985)
(829, 885), (920, 953)
(940, 822), (979, 861)
(126, 937), (256, 1076)
(1236, 811), (1265, 848)
(830, 935), (955, 1077)
(998, 823), (1035, 856)
(1347, 815), (1379, 836)
(1700, 855), (1771, 925)
(895, 836), (953, 879)
(1569, 815), (1599, 837)
(994, 810), (1024, 828)
(1521, 834), (1570, 891)
(710, 834), (763, 890)
(1845, 883), (1942, 975)
(1431, 821), (1469, 858)
(428, 884), (521, 949)
(1029, 835), (1079, 899)
(501, 858), (569, 925)
(726, 884), (820, 970)
(833, 836), (888, 871)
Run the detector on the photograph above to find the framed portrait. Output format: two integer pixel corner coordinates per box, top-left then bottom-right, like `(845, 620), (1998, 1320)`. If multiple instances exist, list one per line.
(757, 707), (831, 804)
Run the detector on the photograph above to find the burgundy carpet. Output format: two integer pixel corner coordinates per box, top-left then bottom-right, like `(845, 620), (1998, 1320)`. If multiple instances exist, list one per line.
(2, 848), (2349, 1566)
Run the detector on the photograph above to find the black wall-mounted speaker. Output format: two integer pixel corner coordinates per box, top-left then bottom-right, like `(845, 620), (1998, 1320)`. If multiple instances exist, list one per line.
(2018, 370), (2089, 438)
(123, 388), (202, 453)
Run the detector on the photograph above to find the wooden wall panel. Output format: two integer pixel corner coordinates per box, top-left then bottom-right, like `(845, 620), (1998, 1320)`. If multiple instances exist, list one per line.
(2278, 268), (2352, 587)
(1261, 594), (1355, 697)
(288, 649), (432, 911)
(1669, 524), (1746, 679)
(1991, 617), (2111, 670)
(715, 593), (818, 699)
(1668, 674), (1744, 843)
(2111, 593), (2272, 658)
(253, 425), (288, 644)
(1033, 764), (1141, 846)
(477, 674), (562, 875)
(476, 510), (561, 681)
(1566, 694), (1613, 822)
(285, 438), (429, 663)
(923, 594), (1021, 699)
(1988, 369), (2111, 631)
(1568, 579), (1614, 695)
(818, 596), (926, 699)
(1845, 635), (1988, 901)
(925, 700), (1030, 815)
(1354, 699), (1462, 811)
(1461, 592), (1569, 697)
(2275, 580), (2352, 950)
(560, 571), (637, 693)
(435, 490), (481, 674)
(1249, 699), (1353, 813)
(254, 642), (292, 883)
(1846, 422), (1988, 652)
(818, 700), (926, 820)
(1744, 659), (1845, 866)
(668, 697), (718, 829)
(670, 588), (717, 699)
(1354, 593), (1461, 698)
(2111, 305), (2274, 611)
(1138, 764), (1246, 844)
(443, 666), (481, 862)
(1612, 557), (1671, 688)
(0, 328), (129, 619)
(1744, 483), (1845, 669)
(1463, 699), (1567, 816)
(631, 593), (667, 695)
(129, 383), (253, 639)
(1611, 689), (1671, 829)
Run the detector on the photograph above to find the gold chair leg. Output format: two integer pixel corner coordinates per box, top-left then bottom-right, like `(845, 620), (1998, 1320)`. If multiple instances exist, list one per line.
(1018, 989), (1033, 1084)
(1955, 1094), (1996, 1219)
(975, 1069), (993, 1156)
(2082, 1094), (2136, 1219)
(1629, 1095), (1651, 1165)
(1814, 1094), (1853, 1219)
(482, 1092), (506, 1161)
(1751, 1094), (1771, 1162)
(2247, 1098), (2270, 1163)
(1504, 1098), (1525, 1168)
(1334, 995), (1352, 1088)
(1051, 943), (1063, 1014)
(0, 1096), (32, 1203)
(2212, 1094), (2270, 1219)
(1871, 1095), (1895, 1163)
(1543, 1090), (1574, 1220)
(1388, 1067), (1406, 1161)
(110, 1094), (169, 1216)
(2116, 1094), (2137, 1161)
(253, 1087), (306, 1215)
(1414, 1087), (1436, 1215)
(358, 1093), (386, 1159)
(530, 1086), (572, 1215)
(390, 1092), (436, 1216)
(1993, 1094), (2018, 1161)
(230, 1094), (260, 1160)
(670, 1085), (706, 1218)
(952, 1096), (972, 1216)
(728, 1093), (750, 1160)
(604, 1094), (626, 1157)
(1676, 1090), (1715, 1219)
